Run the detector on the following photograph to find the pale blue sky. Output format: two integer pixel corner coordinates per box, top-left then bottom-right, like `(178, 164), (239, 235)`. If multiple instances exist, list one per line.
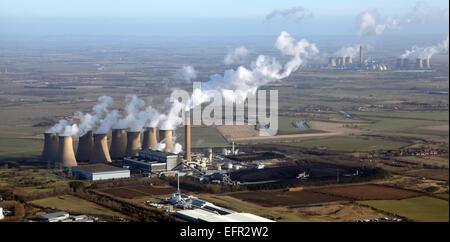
(0, 0), (448, 36)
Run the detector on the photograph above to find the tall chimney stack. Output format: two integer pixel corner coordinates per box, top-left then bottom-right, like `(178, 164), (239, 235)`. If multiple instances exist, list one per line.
(159, 130), (174, 152)
(416, 58), (423, 69)
(90, 133), (112, 163)
(125, 131), (142, 157)
(110, 129), (127, 159)
(42, 132), (59, 165)
(142, 127), (158, 150)
(75, 130), (93, 162)
(57, 136), (78, 167)
(184, 112), (191, 161)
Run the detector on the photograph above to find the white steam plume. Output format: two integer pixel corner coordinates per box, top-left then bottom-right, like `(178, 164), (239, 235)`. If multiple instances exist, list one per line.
(159, 99), (185, 130)
(334, 44), (361, 58)
(265, 6), (313, 22)
(224, 46), (249, 65)
(400, 34), (449, 59)
(113, 95), (146, 130)
(188, 31), (319, 106)
(95, 110), (120, 134)
(174, 66), (197, 82)
(75, 95), (114, 135)
(357, 3), (448, 37)
(46, 119), (69, 133)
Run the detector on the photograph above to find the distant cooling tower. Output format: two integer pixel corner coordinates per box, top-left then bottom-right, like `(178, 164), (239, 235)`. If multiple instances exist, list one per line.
(424, 58), (430, 69)
(341, 57), (346, 65)
(345, 57), (352, 64)
(110, 129), (127, 159)
(90, 133), (112, 163)
(159, 129), (174, 152)
(359, 45), (363, 66)
(396, 58), (404, 69)
(57, 136), (78, 168)
(416, 58), (423, 69)
(75, 130), (93, 162)
(42, 132), (59, 164)
(336, 57), (343, 66)
(125, 131), (142, 157)
(142, 127), (158, 150)
(329, 57), (336, 67)
(403, 58), (410, 69)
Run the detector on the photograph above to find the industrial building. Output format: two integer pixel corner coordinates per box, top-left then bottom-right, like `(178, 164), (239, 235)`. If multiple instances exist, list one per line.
(0, 207), (4, 220)
(124, 150), (181, 173)
(71, 164), (130, 181)
(175, 209), (274, 222)
(34, 211), (70, 222)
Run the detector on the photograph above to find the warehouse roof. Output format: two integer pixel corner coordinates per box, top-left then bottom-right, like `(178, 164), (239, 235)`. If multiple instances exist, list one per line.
(72, 164), (127, 173)
(175, 209), (274, 222)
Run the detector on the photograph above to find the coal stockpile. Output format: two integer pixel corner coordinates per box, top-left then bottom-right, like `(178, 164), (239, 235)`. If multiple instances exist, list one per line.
(226, 151), (285, 162)
(230, 162), (364, 183)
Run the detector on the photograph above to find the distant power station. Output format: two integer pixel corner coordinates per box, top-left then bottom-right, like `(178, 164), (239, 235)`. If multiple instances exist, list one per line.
(396, 57), (431, 70)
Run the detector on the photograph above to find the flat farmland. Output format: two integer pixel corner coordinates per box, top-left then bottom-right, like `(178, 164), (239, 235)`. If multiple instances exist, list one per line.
(229, 190), (347, 207)
(100, 185), (176, 199)
(313, 184), (422, 200)
(358, 196), (449, 222)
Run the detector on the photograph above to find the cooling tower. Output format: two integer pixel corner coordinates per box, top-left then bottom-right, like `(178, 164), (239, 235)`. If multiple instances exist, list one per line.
(396, 58), (404, 69)
(359, 45), (363, 66)
(159, 129), (174, 152)
(42, 132), (59, 164)
(403, 58), (410, 69)
(125, 131), (142, 157)
(57, 136), (78, 167)
(110, 129), (127, 159)
(184, 114), (191, 161)
(345, 57), (352, 64)
(416, 58), (423, 69)
(90, 133), (112, 163)
(75, 130), (93, 162)
(329, 57), (336, 67)
(336, 57), (343, 66)
(142, 127), (158, 150)
(341, 57), (346, 65)
(424, 58), (430, 69)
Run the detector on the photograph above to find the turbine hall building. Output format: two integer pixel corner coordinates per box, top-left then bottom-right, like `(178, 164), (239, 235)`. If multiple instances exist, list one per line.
(123, 150), (181, 173)
(71, 164), (130, 181)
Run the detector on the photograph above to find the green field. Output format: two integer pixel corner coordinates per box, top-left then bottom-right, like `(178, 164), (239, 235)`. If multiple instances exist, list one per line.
(30, 195), (126, 217)
(358, 196), (449, 222)
(286, 136), (409, 151)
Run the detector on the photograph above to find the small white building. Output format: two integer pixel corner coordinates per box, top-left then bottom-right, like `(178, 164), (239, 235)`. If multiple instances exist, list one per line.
(0, 207), (4, 220)
(71, 164), (130, 181)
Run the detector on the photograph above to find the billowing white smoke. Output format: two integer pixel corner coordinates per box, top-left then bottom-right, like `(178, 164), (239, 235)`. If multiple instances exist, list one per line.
(188, 31), (319, 105)
(159, 99), (185, 130)
(174, 66), (197, 82)
(265, 5), (313, 22)
(46, 95), (114, 136)
(334, 44), (360, 58)
(95, 110), (120, 134)
(76, 95), (114, 135)
(170, 143), (183, 154)
(224, 46), (249, 65)
(357, 3), (448, 37)
(113, 95), (146, 130)
(46, 119), (69, 133)
(357, 9), (398, 36)
(400, 34), (449, 59)
(61, 124), (79, 137)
